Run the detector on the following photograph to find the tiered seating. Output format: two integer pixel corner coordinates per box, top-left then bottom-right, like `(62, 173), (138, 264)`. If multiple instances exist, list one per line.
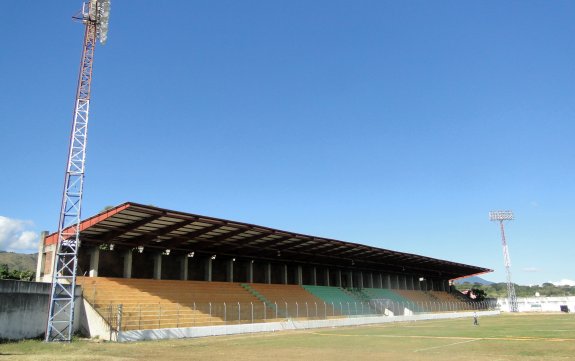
(302, 285), (366, 315)
(361, 288), (415, 314)
(78, 277), (260, 330)
(428, 290), (472, 310)
(395, 290), (435, 303)
(247, 284), (324, 318)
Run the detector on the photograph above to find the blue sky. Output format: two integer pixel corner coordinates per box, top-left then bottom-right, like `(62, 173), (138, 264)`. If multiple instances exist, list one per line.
(1, 1), (574, 286)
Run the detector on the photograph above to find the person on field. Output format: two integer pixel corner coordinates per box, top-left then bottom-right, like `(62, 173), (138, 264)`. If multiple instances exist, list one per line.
(473, 312), (479, 326)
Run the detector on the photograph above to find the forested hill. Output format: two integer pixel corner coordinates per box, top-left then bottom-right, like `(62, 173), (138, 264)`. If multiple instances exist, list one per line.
(0, 251), (37, 272)
(455, 282), (575, 298)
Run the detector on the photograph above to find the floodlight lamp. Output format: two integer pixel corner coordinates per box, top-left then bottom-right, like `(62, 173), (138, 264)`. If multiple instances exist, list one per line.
(164, 249), (171, 256)
(137, 245), (144, 253)
(211, 255), (216, 260)
(489, 210), (514, 221)
(109, 243), (114, 251)
(232, 258), (236, 262)
(188, 252), (195, 258)
(419, 277), (425, 282)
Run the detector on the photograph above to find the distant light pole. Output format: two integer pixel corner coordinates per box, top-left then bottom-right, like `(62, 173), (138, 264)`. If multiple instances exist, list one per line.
(489, 210), (518, 312)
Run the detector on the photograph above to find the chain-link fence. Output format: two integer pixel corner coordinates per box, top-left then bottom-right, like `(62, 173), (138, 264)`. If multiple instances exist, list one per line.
(94, 299), (495, 332)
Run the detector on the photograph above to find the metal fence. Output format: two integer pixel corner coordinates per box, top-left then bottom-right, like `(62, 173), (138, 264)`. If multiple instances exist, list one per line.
(94, 299), (495, 332)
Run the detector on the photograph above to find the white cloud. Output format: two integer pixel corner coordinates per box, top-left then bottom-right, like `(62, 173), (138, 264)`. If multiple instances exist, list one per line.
(0, 216), (39, 253)
(522, 267), (540, 273)
(551, 279), (575, 287)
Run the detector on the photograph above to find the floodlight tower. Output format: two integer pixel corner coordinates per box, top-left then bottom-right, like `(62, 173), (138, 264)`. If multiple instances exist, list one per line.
(489, 210), (518, 312)
(46, 0), (110, 342)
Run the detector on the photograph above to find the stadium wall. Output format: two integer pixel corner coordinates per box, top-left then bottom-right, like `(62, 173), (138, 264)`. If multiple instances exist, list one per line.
(117, 310), (500, 342)
(0, 280), (81, 340)
(498, 296), (575, 313)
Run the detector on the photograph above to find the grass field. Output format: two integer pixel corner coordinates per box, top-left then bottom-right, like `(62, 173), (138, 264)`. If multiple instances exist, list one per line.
(1, 313), (574, 360)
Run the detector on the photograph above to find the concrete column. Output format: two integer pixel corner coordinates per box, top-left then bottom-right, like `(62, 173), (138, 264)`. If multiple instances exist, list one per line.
(377, 273), (383, 288)
(296, 265), (303, 285)
(248, 261), (254, 283)
(265, 263), (271, 284)
(402, 275), (407, 290)
(35, 231), (48, 282)
(358, 271), (364, 289)
(336, 269), (342, 287)
(282, 264), (288, 285)
(89, 246), (100, 277)
(204, 258), (212, 282)
(385, 274), (391, 288)
(415, 277), (421, 290)
(442, 279), (448, 292)
(368, 273), (374, 288)
(325, 268), (330, 287)
(180, 255), (188, 281)
(348, 270), (353, 289)
(227, 259), (234, 282)
(311, 266), (317, 286)
(153, 252), (162, 280)
(123, 250), (133, 279)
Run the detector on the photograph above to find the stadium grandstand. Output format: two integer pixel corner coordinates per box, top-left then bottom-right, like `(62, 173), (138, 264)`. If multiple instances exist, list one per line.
(36, 202), (494, 340)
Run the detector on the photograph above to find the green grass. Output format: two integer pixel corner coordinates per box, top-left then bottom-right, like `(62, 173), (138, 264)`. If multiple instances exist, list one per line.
(1, 313), (574, 360)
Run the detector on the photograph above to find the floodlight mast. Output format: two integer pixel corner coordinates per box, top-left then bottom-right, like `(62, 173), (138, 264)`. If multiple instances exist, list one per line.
(45, 0), (110, 342)
(489, 210), (518, 312)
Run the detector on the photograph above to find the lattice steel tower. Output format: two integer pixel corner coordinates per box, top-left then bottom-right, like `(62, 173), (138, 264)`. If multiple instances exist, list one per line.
(489, 210), (518, 312)
(46, 0), (110, 342)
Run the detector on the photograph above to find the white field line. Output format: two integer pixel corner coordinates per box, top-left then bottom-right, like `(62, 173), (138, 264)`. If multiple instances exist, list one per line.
(414, 338), (480, 353)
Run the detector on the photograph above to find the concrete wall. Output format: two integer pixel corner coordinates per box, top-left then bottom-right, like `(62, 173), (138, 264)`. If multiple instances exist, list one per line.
(118, 310), (500, 342)
(0, 280), (81, 340)
(497, 296), (575, 313)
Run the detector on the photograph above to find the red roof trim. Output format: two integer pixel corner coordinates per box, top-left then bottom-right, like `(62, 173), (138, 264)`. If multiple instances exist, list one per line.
(45, 203), (132, 246)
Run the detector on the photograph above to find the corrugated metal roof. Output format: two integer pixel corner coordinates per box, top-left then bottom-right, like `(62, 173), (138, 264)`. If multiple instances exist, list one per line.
(45, 202), (491, 279)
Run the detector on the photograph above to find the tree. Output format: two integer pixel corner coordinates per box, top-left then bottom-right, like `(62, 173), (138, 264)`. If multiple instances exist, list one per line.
(469, 288), (487, 302)
(0, 264), (35, 281)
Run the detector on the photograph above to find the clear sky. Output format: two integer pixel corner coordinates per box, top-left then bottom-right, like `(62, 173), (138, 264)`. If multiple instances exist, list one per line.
(1, 1), (574, 286)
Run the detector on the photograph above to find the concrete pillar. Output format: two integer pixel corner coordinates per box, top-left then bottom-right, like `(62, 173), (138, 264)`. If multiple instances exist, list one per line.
(368, 273), (374, 288)
(297, 265), (303, 285)
(336, 269), (342, 287)
(385, 274), (391, 288)
(152, 252), (162, 280)
(265, 263), (271, 284)
(227, 259), (234, 282)
(180, 255), (188, 280)
(205, 258), (212, 282)
(348, 270), (353, 289)
(358, 271), (364, 289)
(248, 261), (254, 283)
(89, 246), (100, 277)
(311, 266), (317, 286)
(325, 268), (330, 287)
(282, 264), (288, 285)
(123, 250), (133, 278)
(402, 275), (407, 290)
(377, 273), (383, 288)
(35, 231), (48, 282)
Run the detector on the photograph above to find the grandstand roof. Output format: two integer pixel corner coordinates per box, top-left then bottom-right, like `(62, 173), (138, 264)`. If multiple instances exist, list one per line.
(45, 202), (491, 280)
